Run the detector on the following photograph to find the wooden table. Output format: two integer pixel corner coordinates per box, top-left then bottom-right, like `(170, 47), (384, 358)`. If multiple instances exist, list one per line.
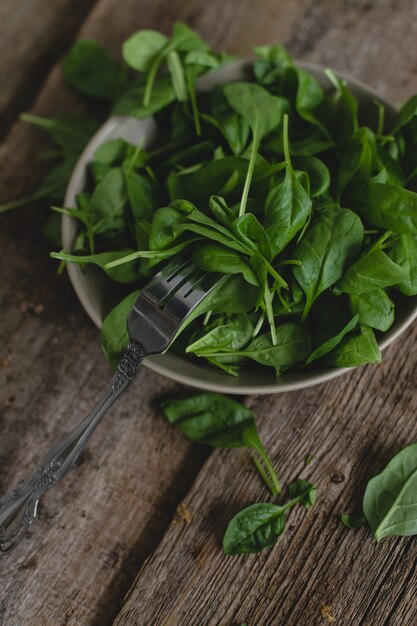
(1, 1), (416, 624)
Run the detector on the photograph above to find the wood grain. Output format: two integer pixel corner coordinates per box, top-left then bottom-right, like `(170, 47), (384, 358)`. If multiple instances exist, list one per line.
(114, 329), (417, 626)
(0, 0), (312, 624)
(0, 0), (98, 138)
(0, 0), (417, 625)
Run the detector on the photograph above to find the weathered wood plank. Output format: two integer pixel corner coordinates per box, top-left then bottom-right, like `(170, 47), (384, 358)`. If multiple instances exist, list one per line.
(0, 0), (313, 624)
(0, 0), (98, 137)
(114, 329), (417, 626)
(112, 1), (417, 624)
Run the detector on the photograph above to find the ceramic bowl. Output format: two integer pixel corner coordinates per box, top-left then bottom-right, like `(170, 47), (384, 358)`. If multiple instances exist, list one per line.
(62, 61), (417, 394)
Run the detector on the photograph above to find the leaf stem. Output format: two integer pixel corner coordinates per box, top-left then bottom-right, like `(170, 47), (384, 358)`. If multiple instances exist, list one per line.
(263, 259), (288, 289)
(263, 282), (277, 346)
(252, 312), (265, 337)
(239, 139), (259, 217)
(281, 487), (315, 513)
(253, 445), (281, 495)
(186, 66), (202, 136)
(282, 114), (291, 166)
(143, 54), (163, 106)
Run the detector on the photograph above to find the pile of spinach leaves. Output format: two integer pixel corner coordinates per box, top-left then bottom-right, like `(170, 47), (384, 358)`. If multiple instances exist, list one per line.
(4, 23), (417, 377)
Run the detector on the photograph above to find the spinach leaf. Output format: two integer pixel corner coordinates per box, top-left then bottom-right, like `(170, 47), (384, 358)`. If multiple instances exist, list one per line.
(253, 44), (293, 85)
(231, 213), (272, 260)
(288, 479), (317, 507)
(112, 77), (175, 118)
(148, 206), (188, 250)
(224, 82), (284, 215)
(208, 86), (250, 154)
(293, 156), (330, 198)
(391, 95), (417, 135)
(90, 167), (127, 233)
(351, 181), (417, 235)
(223, 503), (286, 554)
(63, 40), (125, 102)
(363, 443), (417, 540)
(293, 67), (327, 134)
(223, 484), (316, 554)
(167, 51), (188, 102)
(167, 156), (263, 206)
(205, 324), (311, 369)
(186, 314), (253, 354)
(323, 326), (381, 367)
(263, 116), (312, 257)
(306, 315), (359, 365)
(388, 234), (417, 295)
(337, 128), (374, 198)
(101, 290), (140, 369)
(122, 30), (169, 72)
(337, 235), (407, 294)
(193, 244), (258, 286)
(349, 290), (394, 331)
(162, 392), (281, 494)
(294, 208), (364, 318)
(124, 170), (159, 221)
(325, 69), (358, 144)
(50, 250), (139, 284)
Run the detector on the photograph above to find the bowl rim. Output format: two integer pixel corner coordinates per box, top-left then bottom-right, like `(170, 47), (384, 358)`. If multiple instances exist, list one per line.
(63, 60), (417, 394)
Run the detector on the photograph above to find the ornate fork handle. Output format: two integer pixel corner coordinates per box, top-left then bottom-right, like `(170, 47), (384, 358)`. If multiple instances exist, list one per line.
(0, 341), (144, 554)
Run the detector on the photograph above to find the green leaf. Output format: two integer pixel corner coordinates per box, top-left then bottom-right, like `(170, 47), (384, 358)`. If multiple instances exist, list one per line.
(192, 244), (259, 286)
(90, 168), (127, 232)
(101, 291), (139, 369)
(207, 324), (311, 369)
(94, 139), (129, 165)
(148, 206), (191, 251)
(124, 171), (159, 221)
(323, 326), (381, 367)
(349, 290), (394, 332)
(224, 82), (284, 215)
(122, 30), (169, 71)
(293, 156), (330, 198)
(325, 69), (358, 144)
(170, 22), (210, 53)
(223, 503), (287, 554)
(264, 169), (312, 257)
(388, 234), (417, 295)
(167, 156), (265, 206)
(253, 44), (293, 85)
(391, 94), (417, 135)
(306, 315), (359, 365)
(63, 40), (124, 101)
(288, 479), (317, 507)
(209, 86), (251, 155)
(294, 208), (364, 318)
(231, 213), (272, 261)
(351, 181), (417, 235)
(50, 250), (139, 284)
(161, 391), (281, 494)
(186, 314), (253, 355)
(113, 77), (175, 118)
(223, 82), (284, 144)
(363, 443), (417, 540)
(337, 236), (407, 294)
(162, 392), (257, 448)
(223, 484), (315, 554)
(20, 113), (100, 157)
(167, 50), (188, 101)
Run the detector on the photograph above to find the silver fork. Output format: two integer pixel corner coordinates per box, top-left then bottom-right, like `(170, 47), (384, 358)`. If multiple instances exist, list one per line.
(0, 259), (220, 554)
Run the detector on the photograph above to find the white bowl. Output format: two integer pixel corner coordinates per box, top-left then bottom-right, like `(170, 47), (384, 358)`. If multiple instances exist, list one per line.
(63, 61), (417, 394)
